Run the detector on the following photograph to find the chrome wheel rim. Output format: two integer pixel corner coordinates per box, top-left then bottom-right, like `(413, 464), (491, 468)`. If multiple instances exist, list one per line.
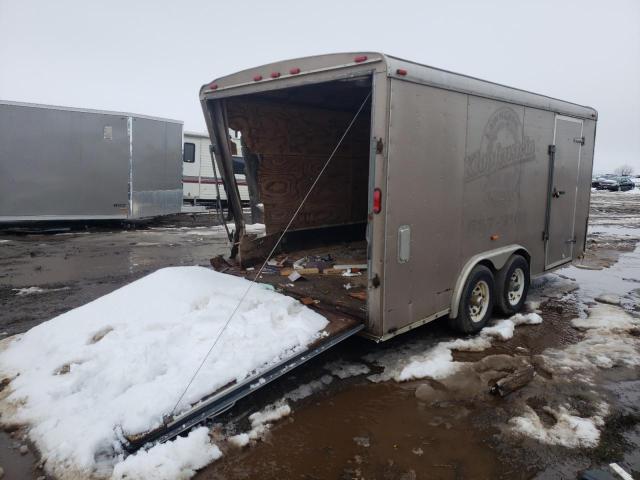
(507, 268), (525, 306)
(469, 280), (490, 323)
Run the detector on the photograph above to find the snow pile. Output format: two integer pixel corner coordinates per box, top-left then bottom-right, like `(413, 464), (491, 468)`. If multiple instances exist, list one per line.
(509, 404), (607, 448)
(228, 401), (292, 448)
(0, 266), (328, 478)
(112, 427), (221, 480)
(543, 303), (640, 374)
(372, 313), (544, 383)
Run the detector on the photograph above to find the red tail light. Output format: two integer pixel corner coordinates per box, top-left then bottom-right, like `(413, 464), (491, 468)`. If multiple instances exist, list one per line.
(373, 188), (382, 214)
(270, 72), (281, 78)
(289, 67), (301, 74)
(396, 68), (407, 76)
(253, 75), (263, 81)
(354, 55), (368, 63)
(209, 83), (218, 90)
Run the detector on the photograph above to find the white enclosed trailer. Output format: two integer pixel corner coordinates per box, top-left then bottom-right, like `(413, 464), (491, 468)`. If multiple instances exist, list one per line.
(0, 100), (183, 222)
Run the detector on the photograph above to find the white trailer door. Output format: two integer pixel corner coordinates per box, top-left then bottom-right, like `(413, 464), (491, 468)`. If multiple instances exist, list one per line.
(545, 115), (583, 269)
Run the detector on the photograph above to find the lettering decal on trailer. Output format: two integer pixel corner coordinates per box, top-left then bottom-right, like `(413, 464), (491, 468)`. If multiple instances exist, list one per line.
(464, 107), (535, 182)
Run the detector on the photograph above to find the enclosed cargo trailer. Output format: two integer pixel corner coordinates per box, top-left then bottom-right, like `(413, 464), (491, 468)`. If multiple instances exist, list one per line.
(128, 52), (597, 448)
(0, 101), (183, 222)
(200, 52), (596, 339)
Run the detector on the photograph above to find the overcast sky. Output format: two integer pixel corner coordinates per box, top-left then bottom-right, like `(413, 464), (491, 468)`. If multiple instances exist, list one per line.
(1, 0), (638, 173)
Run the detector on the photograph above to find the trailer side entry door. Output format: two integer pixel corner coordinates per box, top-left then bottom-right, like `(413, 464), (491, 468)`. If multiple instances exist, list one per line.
(545, 115), (583, 269)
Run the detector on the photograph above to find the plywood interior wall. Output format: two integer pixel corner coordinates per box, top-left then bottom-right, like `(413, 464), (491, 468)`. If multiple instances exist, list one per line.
(227, 97), (370, 235)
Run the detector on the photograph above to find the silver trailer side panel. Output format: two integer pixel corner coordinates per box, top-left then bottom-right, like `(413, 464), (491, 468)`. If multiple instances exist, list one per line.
(0, 101), (183, 221)
(130, 117), (183, 218)
(380, 77), (595, 337)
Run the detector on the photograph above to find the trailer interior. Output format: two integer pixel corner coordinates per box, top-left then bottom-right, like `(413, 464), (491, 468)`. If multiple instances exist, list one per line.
(209, 76), (373, 322)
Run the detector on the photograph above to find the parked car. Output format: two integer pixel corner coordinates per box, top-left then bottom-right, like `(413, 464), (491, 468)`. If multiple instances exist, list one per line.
(593, 174), (616, 189)
(598, 176), (635, 191)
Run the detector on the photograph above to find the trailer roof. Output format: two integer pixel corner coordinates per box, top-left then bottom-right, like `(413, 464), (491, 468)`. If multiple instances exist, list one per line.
(201, 52), (597, 120)
(184, 131), (210, 139)
(0, 100), (183, 124)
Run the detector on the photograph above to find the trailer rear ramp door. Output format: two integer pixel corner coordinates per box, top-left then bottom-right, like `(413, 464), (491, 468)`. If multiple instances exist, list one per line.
(126, 309), (363, 451)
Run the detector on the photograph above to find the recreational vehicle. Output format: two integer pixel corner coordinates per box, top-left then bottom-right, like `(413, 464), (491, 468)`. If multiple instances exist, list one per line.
(0, 101), (183, 222)
(132, 52), (597, 447)
(182, 131), (249, 205)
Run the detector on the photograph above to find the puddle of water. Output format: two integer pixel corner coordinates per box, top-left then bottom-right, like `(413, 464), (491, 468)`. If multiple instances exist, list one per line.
(561, 244), (640, 301)
(199, 382), (511, 480)
(0, 432), (40, 479)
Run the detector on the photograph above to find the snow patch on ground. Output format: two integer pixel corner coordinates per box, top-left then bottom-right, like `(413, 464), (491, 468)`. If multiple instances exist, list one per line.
(0, 266), (327, 478)
(368, 313), (544, 383)
(509, 303), (639, 448)
(153, 223), (266, 237)
(509, 404), (607, 448)
(12, 286), (70, 296)
(227, 401), (292, 448)
(284, 374), (333, 402)
(112, 427), (221, 480)
(543, 303), (640, 375)
(324, 360), (370, 379)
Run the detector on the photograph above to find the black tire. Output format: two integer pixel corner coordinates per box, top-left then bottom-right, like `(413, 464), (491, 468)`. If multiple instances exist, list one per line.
(494, 255), (530, 316)
(449, 265), (495, 334)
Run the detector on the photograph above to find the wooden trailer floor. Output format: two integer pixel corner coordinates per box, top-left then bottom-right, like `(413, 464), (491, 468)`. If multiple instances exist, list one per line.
(230, 241), (368, 319)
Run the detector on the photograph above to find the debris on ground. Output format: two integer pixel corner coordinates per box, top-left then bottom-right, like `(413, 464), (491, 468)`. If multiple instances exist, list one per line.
(209, 255), (233, 272)
(489, 365), (535, 397)
(348, 291), (367, 301)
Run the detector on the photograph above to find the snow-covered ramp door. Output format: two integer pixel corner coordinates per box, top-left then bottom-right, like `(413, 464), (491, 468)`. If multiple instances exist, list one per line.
(0, 266), (362, 475)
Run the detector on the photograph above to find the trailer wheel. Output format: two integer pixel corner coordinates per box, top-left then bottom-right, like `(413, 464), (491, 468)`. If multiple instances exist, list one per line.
(494, 255), (530, 316)
(450, 265), (495, 334)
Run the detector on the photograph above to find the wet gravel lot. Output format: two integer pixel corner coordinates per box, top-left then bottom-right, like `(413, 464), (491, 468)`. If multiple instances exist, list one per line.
(1, 191), (639, 480)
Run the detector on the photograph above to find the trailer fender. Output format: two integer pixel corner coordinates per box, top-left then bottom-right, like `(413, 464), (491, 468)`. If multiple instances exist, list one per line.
(449, 245), (530, 319)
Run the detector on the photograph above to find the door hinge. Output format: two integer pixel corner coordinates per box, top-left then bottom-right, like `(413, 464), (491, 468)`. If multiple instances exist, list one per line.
(376, 138), (384, 154)
(548, 144), (556, 155)
(573, 136), (585, 145)
(565, 237), (577, 244)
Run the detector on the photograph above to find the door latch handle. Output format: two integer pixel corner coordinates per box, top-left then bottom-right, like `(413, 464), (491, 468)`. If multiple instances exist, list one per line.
(552, 188), (566, 198)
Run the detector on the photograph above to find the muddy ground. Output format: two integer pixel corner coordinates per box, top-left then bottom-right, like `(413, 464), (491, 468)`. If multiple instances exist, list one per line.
(1, 191), (639, 480)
